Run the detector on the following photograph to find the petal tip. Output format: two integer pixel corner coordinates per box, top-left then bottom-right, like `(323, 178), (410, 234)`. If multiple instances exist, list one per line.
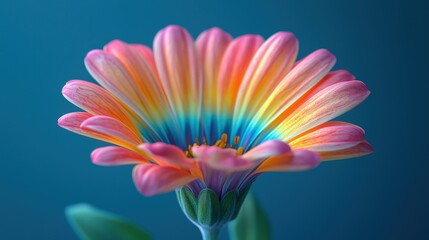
(320, 48), (336, 59)
(361, 141), (374, 154)
(57, 115), (67, 127)
(273, 31), (297, 41)
(161, 25), (188, 35)
(85, 49), (104, 59)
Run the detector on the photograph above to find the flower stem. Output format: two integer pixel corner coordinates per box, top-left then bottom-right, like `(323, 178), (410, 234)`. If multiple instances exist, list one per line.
(199, 227), (220, 240)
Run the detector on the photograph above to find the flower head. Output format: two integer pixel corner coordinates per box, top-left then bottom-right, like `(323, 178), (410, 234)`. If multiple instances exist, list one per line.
(59, 25), (372, 228)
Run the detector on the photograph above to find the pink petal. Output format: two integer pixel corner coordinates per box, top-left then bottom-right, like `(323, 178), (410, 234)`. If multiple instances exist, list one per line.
(275, 70), (355, 117)
(318, 141), (373, 161)
(58, 112), (93, 136)
(104, 40), (169, 121)
(278, 80), (370, 140)
(192, 145), (254, 171)
(257, 70), (355, 139)
(255, 49), (337, 127)
(255, 149), (320, 173)
(58, 112), (142, 150)
(196, 27), (232, 111)
(289, 121), (365, 151)
(243, 140), (291, 162)
(153, 25), (200, 117)
(234, 32), (298, 118)
(85, 50), (158, 127)
(133, 164), (196, 196)
(62, 80), (140, 134)
(80, 116), (142, 148)
(217, 34), (264, 116)
(58, 112), (110, 142)
(131, 44), (159, 77)
(138, 142), (195, 170)
(302, 70), (355, 101)
(91, 146), (149, 166)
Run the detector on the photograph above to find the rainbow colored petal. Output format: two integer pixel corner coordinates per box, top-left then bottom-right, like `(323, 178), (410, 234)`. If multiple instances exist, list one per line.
(59, 25), (372, 198)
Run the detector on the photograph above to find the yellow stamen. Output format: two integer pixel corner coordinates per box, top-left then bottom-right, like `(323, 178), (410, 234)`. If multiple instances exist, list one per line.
(185, 133), (244, 157)
(234, 136), (240, 145)
(236, 147), (244, 155)
(221, 133), (227, 143)
(187, 145), (194, 157)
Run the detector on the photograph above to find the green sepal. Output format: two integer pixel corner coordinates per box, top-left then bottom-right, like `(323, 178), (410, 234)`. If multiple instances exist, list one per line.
(197, 189), (221, 228)
(232, 184), (252, 219)
(228, 192), (271, 240)
(220, 190), (238, 223)
(65, 203), (151, 240)
(177, 187), (198, 222)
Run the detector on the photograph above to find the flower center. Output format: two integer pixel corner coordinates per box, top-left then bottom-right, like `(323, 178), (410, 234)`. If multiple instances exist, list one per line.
(185, 133), (244, 157)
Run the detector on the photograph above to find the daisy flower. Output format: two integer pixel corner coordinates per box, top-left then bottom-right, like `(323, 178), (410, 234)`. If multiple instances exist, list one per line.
(59, 25), (372, 239)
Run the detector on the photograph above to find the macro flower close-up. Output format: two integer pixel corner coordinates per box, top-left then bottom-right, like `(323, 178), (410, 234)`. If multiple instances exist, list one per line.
(58, 25), (372, 239)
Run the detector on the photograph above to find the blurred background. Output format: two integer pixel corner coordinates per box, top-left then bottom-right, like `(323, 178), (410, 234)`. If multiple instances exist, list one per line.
(1, 0), (428, 239)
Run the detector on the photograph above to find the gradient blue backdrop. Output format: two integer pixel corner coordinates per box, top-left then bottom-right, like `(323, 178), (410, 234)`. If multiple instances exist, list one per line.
(1, 0), (427, 239)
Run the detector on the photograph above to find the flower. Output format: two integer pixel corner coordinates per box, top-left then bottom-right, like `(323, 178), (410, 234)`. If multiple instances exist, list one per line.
(59, 25), (372, 236)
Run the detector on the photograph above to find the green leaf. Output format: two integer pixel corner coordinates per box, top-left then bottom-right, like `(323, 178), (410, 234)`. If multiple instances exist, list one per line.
(65, 203), (151, 240)
(228, 192), (271, 240)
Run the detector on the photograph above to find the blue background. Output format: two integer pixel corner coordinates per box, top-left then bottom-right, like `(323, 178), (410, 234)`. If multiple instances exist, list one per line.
(1, 0), (427, 239)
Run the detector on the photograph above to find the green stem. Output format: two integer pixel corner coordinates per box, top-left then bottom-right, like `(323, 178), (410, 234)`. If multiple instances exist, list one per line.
(199, 227), (220, 240)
